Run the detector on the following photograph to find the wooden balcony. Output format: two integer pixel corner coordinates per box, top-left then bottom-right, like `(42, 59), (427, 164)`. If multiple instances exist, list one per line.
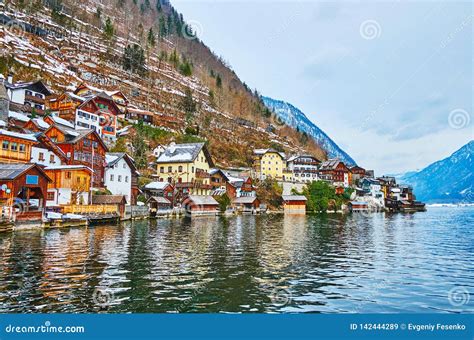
(25, 94), (45, 105)
(195, 169), (210, 178)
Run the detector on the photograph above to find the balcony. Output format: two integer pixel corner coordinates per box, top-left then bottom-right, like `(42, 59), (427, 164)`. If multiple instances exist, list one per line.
(25, 94), (45, 105)
(195, 169), (210, 178)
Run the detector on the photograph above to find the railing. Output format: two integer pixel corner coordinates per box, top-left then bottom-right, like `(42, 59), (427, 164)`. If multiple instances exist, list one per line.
(61, 204), (118, 215)
(195, 170), (210, 178)
(25, 94), (45, 104)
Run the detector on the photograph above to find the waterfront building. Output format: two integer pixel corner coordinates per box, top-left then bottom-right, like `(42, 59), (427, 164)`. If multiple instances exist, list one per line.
(286, 154), (321, 183)
(349, 165), (366, 184)
(182, 195), (219, 215)
(44, 165), (92, 206)
(91, 194), (127, 218)
(282, 195), (307, 214)
(104, 152), (139, 205)
(318, 159), (352, 187)
(232, 196), (260, 213)
(0, 162), (51, 222)
(155, 142), (214, 199)
(252, 148), (286, 180)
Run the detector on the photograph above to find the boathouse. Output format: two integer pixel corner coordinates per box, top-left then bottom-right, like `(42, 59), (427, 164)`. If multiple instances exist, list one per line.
(92, 194), (127, 218)
(232, 196), (260, 213)
(282, 195), (307, 214)
(0, 162), (51, 223)
(182, 195), (219, 216)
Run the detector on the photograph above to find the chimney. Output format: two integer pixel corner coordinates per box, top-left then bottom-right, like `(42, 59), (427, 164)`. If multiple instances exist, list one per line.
(7, 74), (13, 84)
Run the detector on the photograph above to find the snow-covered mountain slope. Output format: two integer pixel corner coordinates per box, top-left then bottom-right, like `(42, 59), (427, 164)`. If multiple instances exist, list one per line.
(262, 96), (356, 165)
(400, 141), (474, 203)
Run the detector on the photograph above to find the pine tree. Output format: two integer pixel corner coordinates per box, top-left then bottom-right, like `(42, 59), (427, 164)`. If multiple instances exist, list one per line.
(180, 88), (196, 121)
(147, 28), (156, 47)
(156, 0), (162, 12)
(216, 74), (222, 88)
(159, 16), (167, 37)
(103, 17), (115, 40)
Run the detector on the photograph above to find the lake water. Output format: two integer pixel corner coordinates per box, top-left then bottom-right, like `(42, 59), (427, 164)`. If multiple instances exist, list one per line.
(0, 207), (472, 313)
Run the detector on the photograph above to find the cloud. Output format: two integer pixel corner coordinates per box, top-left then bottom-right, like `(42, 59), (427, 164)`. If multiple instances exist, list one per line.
(302, 45), (351, 79)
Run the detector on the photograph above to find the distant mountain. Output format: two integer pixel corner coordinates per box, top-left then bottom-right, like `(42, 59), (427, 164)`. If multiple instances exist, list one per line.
(400, 141), (474, 203)
(262, 96), (356, 165)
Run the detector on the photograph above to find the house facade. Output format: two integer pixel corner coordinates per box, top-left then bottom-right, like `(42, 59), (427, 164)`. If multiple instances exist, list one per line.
(253, 149), (286, 180)
(155, 142), (214, 199)
(3, 76), (52, 113)
(104, 153), (139, 205)
(286, 155), (321, 183)
(319, 159), (352, 187)
(44, 165), (92, 206)
(0, 129), (37, 163)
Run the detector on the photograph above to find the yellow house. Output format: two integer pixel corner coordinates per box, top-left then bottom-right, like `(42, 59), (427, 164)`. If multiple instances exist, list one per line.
(156, 142), (214, 197)
(253, 149), (287, 180)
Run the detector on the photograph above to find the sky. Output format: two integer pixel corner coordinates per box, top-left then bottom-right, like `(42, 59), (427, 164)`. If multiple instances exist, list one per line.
(173, 0), (473, 174)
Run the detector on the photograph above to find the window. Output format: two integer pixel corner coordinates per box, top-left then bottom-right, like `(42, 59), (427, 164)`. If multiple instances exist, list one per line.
(10, 142), (17, 151)
(38, 152), (45, 161)
(26, 175), (38, 185)
(168, 166), (172, 172)
(123, 163), (126, 169)
(34, 104), (42, 110)
(35, 93), (43, 99)
(66, 172), (72, 179)
(178, 166), (183, 172)
(49, 155), (55, 163)
(192, 166), (195, 173)
(47, 192), (55, 200)
(2, 141), (9, 150)
(77, 177), (81, 183)
(19, 144), (25, 152)
(25, 90), (33, 96)
(118, 175), (122, 182)
(125, 176), (129, 183)
(160, 166), (164, 173)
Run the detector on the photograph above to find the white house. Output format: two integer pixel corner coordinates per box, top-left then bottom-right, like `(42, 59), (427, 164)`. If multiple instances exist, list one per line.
(44, 165), (92, 206)
(30, 134), (68, 166)
(104, 153), (139, 205)
(360, 178), (385, 206)
(286, 155), (320, 183)
(2, 75), (51, 111)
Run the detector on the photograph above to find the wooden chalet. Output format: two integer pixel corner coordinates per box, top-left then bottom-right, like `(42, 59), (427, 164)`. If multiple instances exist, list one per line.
(282, 195), (307, 214)
(125, 107), (154, 124)
(92, 195), (127, 218)
(0, 163), (51, 222)
(318, 159), (352, 187)
(46, 92), (85, 121)
(44, 125), (108, 187)
(232, 196), (260, 213)
(74, 83), (129, 114)
(182, 195), (219, 216)
(0, 129), (37, 163)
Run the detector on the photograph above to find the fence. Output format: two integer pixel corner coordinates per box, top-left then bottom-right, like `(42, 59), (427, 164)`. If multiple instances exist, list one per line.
(62, 205), (118, 215)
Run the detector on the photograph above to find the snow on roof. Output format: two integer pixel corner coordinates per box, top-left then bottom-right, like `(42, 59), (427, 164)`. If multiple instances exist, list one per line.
(144, 181), (171, 190)
(233, 196), (258, 204)
(32, 118), (50, 129)
(8, 110), (30, 122)
(282, 195), (307, 201)
(44, 165), (92, 172)
(51, 115), (75, 128)
(0, 129), (37, 141)
(156, 143), (205, 164)
(186, 195), (219, 205)
(0, 120), (6, 127)
(105, 153), (120, 165)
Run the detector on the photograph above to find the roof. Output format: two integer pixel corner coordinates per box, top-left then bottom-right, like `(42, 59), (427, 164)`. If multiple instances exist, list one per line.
(144, 181), (172, 190)
(282, 195), (307, 201)
(49, 115), (75, 129)
(319, 159), (347, 171)
(44, 165), (92, 173)
(185, 195), (219, 205)
(4, 80), (51, 96)
(105, 152), (137, 173)
(147, 196), (171, 204)
(253, 148), (285, 159)
(92, 195), (127, 205)
(233, 196), (258, 204)
(0, 162), (51, 181)
(287, 154), (321, 163)
(0, 129), (37, 142)
(156, 142), (214, 166)
(8, 110), (30, 122)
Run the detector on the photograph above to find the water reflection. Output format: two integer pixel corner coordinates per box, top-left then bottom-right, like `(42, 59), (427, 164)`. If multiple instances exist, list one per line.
(0, 208), (473, 313)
